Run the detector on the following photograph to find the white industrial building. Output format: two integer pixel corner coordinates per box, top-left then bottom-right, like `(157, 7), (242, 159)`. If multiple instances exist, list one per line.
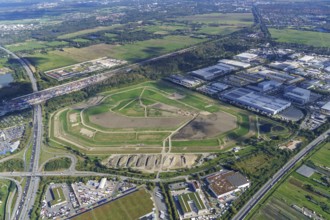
(222, 88), (291, 115)
(234, 52), (258, 62)
(191, 63), (237, 80)
(321, 101), (330, 115)
(284, 86), (311, 105)
(98, 178), (107, 189)
(219, 59), (251, 69)
(248, 80), (282, 93)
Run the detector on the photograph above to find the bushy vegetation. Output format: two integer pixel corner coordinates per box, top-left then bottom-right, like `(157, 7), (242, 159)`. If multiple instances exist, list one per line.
(44, 158), (71, 171)
(0, 159), (24, 172)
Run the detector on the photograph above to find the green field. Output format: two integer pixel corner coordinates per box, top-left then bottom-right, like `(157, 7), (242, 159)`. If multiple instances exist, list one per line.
(57, 25), (122, 39)
(270, 28), (330, 47)
(72, 189), (153, 220)
(24, 35), (204, 71)
(249, 143), (330, 220)
(20, 12), (254, 71)
(175, 13), (254, 25)
(5, 40), (68, 52)
(310, 142), (330, 167)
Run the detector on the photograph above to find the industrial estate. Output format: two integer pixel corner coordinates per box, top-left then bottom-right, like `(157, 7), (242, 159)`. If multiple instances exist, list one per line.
(0, 0), (329, 220)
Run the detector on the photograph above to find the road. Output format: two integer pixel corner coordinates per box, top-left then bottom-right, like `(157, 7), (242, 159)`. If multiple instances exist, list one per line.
(0, 46), (43, 220)
(233, 128), (330, 220)
(0, 177), (22, 220)
(0, 46), (37, 92)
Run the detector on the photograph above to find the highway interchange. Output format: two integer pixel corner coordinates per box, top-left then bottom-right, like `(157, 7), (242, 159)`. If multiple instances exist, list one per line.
(0, 46), (329, 220)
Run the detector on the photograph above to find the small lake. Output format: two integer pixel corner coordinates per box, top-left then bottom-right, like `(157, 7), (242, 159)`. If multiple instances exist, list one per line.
(0, 73), (14, 88)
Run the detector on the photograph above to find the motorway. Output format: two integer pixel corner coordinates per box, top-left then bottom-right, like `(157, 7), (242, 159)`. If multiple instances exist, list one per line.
(0, 46), (43, 220)
(233, 128), (330, 220)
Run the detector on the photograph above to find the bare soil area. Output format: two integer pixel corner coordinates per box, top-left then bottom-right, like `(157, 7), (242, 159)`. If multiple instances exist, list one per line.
(89, 111), (191, 129)
(104, 154), (198, 171)
(173, 111), (237, 140)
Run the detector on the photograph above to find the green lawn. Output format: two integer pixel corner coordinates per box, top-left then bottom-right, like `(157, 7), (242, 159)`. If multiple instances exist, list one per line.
(72, 189), (153, 220)
(57, 25), (122, 39)
(310, 143), (330, 167)
(175, 13), (254, 25)
(5, 40), (68, 52)
(24, 52), (78, 72)
(270, 28), (330, 47)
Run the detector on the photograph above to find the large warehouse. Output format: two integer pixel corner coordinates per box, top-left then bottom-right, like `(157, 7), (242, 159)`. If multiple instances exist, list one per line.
(222, 88), (291, 115)
(191, 63), (237, 80)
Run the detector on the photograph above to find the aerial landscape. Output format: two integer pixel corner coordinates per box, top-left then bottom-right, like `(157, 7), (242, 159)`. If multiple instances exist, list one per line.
(0, 0), (329, 220)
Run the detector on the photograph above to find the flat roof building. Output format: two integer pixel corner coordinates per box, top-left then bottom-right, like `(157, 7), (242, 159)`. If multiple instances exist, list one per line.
(177, 192), (208, 219)
(248, 80), (282, 93)
(191, 63), (237, 80)
(256, 69), (304, 85)
(99, 178), (107, 189)
(234, 52), (258, 62)
(222, 88), (291, 115)
(219, 59), (251, 69)
(166, 75), (203, 88)
(321, 101), (330, 115)
(205, 170), (250, 199)
(284, 86), (311, 105)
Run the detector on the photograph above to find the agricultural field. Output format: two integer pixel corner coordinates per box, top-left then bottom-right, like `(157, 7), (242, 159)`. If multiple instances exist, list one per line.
(270, 28), (330, 47)
(249, 143), (330, 220)
(72, 189), (153, 220)
(49, 81), (254, 155)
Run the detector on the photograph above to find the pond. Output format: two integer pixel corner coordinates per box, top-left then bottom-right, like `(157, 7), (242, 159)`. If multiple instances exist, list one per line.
(0, 73), (14, 88)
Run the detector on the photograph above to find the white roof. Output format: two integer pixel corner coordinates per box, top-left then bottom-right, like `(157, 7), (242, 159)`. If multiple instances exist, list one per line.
(299, 55), (314, 62)
(322, 101), (330, 111)
(235, 52), (258, 59)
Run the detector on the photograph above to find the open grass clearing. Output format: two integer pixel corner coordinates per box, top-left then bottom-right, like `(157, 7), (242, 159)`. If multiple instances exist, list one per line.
(57, 25), (122, 39)
(174, 13), (254, 25)
(5, 40), (68, 52)
(270, 28), (330, 47)
(72, 188), (153, 220)
(25, 35), (205, 71)
(310, 143), (330, 167)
